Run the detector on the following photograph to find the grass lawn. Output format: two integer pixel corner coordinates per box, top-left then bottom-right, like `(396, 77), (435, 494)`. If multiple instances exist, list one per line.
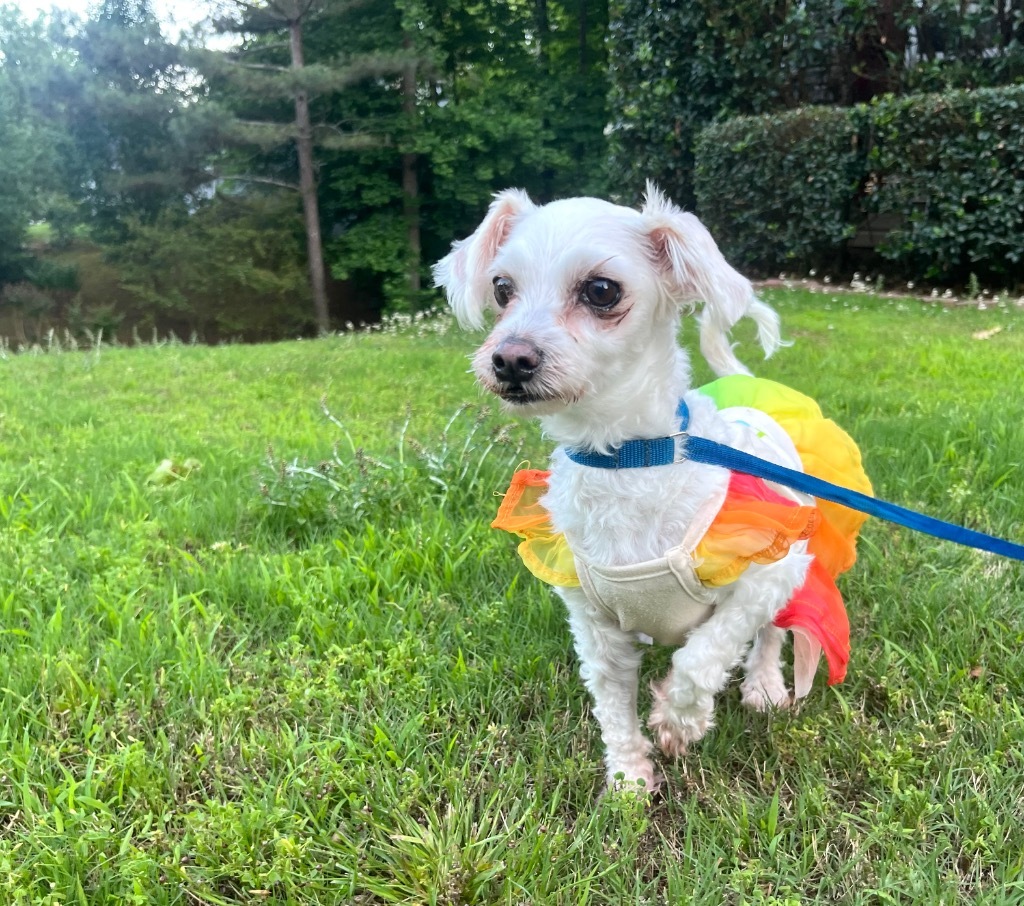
(1, 290), (1023, 904)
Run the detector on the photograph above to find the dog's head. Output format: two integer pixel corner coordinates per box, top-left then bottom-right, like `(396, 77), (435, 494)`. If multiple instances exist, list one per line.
(433, 184), (779, 417)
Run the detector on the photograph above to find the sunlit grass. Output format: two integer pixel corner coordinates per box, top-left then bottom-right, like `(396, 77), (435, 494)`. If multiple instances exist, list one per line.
(0, 293), (1022, 903)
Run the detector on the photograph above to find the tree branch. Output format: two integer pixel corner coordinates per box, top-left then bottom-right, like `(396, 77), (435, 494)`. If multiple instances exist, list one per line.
(222, 0), (269, 16)
(229, 61), (290, 73)
(236, 41), (291, 56)
(218, 174), (300, 191)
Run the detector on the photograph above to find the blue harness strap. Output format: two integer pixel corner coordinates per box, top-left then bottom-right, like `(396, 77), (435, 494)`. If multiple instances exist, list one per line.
(565, 399), (1024, 563)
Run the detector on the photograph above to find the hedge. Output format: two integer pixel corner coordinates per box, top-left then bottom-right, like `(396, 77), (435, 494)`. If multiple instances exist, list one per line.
(608, 0), (859, 210)
(692, 107), (862, 274)
(611, 0), (1024, 213)
(694, 85), (1024, 286)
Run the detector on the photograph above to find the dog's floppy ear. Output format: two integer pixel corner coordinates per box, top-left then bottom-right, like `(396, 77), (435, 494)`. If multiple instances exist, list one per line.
(640, 181), (781, 376)
(432, 189), (536, 329)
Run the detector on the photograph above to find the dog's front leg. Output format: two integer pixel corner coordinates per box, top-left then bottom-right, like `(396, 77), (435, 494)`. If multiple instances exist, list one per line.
(558, 587), (658, 792)
(649, 555), (810, 756)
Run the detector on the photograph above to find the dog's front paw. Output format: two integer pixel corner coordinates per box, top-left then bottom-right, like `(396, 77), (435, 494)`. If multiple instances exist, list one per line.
(740, 675), (793, 712)
(605, 758), (662, 795)
(649, 711), (712, 758)
(648, 678), (713, 757)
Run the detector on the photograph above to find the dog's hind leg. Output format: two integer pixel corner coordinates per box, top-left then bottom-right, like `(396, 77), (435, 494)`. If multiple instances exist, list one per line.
(559, 588), (659, 792)
(648, 555), (809, 756)
(739, 625), (792, 711)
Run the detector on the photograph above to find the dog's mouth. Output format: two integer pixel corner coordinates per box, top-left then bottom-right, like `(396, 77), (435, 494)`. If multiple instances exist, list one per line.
(496, 385), (552, 406)
(492, 382), (578, 409)
(497, 383), (536, 404)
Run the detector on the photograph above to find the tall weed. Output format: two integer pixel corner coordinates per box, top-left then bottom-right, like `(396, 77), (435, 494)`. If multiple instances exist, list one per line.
(259, 400), (526, 539)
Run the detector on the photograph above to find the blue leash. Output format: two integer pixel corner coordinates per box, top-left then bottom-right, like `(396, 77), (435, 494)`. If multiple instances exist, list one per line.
(684, 435), (1024, 561)
(566, 400), (1024, 562)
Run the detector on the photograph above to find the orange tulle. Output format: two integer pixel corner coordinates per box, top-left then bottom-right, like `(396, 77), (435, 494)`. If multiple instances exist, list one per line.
(693, 473), (820, 587)
(491, 469), (581, 587)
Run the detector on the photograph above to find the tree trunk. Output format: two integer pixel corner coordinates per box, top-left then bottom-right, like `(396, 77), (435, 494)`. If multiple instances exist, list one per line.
(535, 0), (554, 202)
(290, 17), (331, 334)
(402, 50), (421, 300)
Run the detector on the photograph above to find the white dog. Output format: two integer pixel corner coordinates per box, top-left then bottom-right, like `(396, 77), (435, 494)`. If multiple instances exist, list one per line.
(434, 184), (867, 791)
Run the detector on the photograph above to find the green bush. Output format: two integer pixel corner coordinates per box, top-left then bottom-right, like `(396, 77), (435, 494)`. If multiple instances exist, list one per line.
(694, 85), (1024, 286)
(693, 107), (861, 274)
(607, 0), (829, 208)
(609, 0), (1024, 210)
(866, 86), (1024, 283)
(114, 195), (314, 341)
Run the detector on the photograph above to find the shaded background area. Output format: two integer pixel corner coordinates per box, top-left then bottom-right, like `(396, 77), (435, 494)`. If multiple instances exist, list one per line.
(1, 0), (1022, 343)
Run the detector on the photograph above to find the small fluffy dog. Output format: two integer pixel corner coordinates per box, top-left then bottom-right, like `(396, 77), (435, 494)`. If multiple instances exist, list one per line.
(434, 185), (865, 791)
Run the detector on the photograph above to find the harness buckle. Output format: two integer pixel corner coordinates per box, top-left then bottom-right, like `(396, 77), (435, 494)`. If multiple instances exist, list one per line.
(668, 431), (690, 463)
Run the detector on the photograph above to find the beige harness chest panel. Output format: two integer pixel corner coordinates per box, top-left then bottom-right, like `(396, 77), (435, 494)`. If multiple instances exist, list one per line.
(572, 491), (727, 646)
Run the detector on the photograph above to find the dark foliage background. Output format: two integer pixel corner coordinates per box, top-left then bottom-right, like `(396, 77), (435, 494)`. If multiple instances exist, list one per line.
(608, 0), (1024, 209)
(0, 0), (1022, 344)
(693, 107), (863, 276)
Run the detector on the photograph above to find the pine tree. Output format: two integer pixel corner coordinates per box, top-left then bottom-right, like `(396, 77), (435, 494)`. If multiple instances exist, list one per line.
(69, 0), (202, 237)
(201, 0), (407, 333)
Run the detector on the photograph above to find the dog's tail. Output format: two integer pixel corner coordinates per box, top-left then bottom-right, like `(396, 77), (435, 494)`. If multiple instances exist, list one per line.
(752, 298), (784, 358)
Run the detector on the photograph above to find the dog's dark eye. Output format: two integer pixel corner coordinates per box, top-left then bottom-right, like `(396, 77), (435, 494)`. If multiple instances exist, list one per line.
(493, 276), (514, 308)
(581, 278), (622, 310)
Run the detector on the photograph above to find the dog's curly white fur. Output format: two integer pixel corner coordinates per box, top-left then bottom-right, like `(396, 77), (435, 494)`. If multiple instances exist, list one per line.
(434, 184), (809, 792)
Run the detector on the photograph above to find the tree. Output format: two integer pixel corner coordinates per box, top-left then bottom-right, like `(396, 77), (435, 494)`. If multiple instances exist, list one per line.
(2, 0), (616, 339)
(114, 195), (313, 339)
(0, 8), (71, 282)
(67, 0), (205, 237)
(201, 0), (408, 333)
(317, 0), (611, 311)
(0, 75), (39, 284)
(401, 28), (420, 298)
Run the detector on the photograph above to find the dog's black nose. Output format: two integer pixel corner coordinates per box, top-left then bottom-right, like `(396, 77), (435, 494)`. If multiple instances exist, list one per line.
(492, 338), (542, 384)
